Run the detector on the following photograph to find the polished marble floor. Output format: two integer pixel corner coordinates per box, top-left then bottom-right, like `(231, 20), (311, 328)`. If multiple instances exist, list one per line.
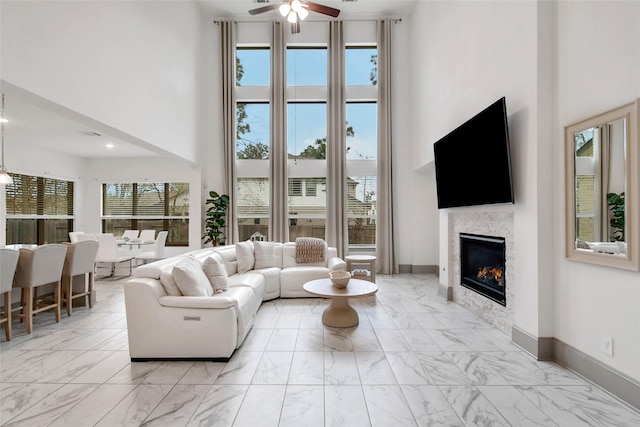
(1, 274), (639, 426)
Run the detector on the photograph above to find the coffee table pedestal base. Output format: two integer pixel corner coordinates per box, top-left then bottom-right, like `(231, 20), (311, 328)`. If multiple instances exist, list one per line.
(322, 298), (358, 328)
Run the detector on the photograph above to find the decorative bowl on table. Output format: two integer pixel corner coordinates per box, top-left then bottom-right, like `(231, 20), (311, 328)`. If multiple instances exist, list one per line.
(330, 271), (351, 289)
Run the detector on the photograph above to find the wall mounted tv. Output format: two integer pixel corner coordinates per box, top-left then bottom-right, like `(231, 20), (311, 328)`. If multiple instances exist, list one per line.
(433, 97), (514, 209)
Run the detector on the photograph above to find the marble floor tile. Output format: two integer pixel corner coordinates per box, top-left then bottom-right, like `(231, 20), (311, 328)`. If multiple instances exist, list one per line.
(265, 328), (298, 351)
(1, 382), (64, 424)
(47, 384), (137, 427)
(214, 351), (262, 385)
(35, 350), (113, 384)
(401, 385), (463, 426)
(350, 329), (383, 351)
(440, 385), (510, 426)
(478, 385), (558, 426)
(142, 360), (194, 384)
(251, 351), (293, 384)
(289, 351), (324, 385)
(279, 385), (324, 427)
(4, 383), (99, 427)
(179, 361), (226, 385)
(324, 385), (370, 427)
(94, 384), (173, 427)
(416, 352), (473, 385)
(141, 384), (211, 426)
(106, 360), (162, 385)
(374, 329), (413, 351)
(447, 351), (510, 385)
(386, 351), (434, 385)
(232, 384), (286, 427)
(362, 385), (417, 426)
(2, 274), (638, 427)
(354, 351), (398, 385)
(324, 351), (360, 385)
(294, 329), (324, 351)
(69, 350), (131, 384)
(187, 384), (248, 427)
(323, 327), (354, 352)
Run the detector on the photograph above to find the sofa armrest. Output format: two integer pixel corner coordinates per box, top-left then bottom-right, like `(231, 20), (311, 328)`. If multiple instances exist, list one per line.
(159, 296), (238, 309)
(328, 256), (347, 272)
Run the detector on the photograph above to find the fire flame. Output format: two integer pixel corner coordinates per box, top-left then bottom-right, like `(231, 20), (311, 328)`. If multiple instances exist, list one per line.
(477, 266), (504, 285)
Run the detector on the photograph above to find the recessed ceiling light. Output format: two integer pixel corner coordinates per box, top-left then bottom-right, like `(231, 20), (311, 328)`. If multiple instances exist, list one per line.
(106, 143), (114, 149)
(0, 118), (8, 123)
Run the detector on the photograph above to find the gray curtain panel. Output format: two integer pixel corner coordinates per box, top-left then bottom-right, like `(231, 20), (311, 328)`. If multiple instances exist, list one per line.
(221, 20), (238, 244)
(377, 19), (397, 274)
(326, 20), (348, 258)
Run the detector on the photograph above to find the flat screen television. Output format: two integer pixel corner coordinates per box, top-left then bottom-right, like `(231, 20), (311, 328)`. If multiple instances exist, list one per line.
(433, 97), (514, 209)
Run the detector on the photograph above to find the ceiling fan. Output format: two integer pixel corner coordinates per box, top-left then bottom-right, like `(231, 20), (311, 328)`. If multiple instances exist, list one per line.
(249, 0), (341, 34)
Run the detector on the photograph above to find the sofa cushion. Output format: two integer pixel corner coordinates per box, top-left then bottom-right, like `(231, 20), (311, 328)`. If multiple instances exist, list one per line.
(253, 241), (277, 269)
(159, 270), (182, 296)
(202, 256), (229, 294)
(172, 256), (213, 296)
(236, 241), (255, 274)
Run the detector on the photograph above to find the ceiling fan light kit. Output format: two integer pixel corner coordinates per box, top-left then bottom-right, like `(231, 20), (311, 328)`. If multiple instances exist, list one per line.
(250, 0), (340, 34)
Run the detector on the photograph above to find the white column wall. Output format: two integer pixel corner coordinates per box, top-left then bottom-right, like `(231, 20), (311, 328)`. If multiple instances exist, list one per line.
(1, 0), (204, 163)
(554, 1), (640, 380)
(410, 1), (543, 337)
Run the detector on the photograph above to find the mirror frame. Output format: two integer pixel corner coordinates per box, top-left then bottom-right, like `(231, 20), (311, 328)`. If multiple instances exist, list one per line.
(565, 99), (640, 271)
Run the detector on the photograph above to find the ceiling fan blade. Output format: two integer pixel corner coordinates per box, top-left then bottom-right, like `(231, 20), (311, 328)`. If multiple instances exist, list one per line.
(291, 21), (301, 34)
(248, 4), (281, 15)
(305, 1), (340, 18)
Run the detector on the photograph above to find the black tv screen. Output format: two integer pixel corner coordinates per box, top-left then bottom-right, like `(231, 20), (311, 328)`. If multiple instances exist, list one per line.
(433, 97), (514, 209)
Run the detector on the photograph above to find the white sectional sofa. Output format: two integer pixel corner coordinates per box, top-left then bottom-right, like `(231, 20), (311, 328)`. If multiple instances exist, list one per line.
(124, 242), (346, 360)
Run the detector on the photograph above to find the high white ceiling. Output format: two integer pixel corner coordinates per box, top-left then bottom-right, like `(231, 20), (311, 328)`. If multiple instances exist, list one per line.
(3, 0), (416, 160)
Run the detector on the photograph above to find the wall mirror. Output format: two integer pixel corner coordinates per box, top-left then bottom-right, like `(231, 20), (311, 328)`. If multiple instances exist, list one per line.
(565, 99), (639, 270)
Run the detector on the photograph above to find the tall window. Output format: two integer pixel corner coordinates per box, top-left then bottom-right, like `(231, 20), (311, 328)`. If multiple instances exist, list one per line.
(575, 128), (596, 241)
(233, 22), (378, 249)
(236, 46), (271, 240)
(5, 173), (75, 244)
(102, 182), (189, 246)
(346, 46), (378, 247)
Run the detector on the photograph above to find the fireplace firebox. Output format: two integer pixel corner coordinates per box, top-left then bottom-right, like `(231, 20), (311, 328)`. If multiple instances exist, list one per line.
(460, 233), (506, 306)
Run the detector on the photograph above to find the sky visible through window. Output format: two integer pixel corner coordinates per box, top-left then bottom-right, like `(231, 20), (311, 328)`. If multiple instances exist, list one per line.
(237, 47), (377, 159)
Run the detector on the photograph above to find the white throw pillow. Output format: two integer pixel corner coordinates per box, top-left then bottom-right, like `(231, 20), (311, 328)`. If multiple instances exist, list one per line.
(253, 241), (276, 269)
(236, 240), (255, 274)
(159, 270), (183, 296)
(202, 256), (229, 293)
(172, 256), (213, 296)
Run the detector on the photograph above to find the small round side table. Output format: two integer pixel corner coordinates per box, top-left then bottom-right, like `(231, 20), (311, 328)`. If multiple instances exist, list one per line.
(344, 255), (377, 283)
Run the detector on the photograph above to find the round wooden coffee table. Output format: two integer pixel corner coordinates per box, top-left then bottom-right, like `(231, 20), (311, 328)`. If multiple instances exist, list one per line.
(303, 278), (378, 327)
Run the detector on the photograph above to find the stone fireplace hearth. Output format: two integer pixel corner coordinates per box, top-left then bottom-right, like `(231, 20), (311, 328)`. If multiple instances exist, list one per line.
(450, 211), (514, 335)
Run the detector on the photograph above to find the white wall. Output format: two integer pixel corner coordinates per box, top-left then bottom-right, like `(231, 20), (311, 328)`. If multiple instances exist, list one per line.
(83, 157), (202, 257)
(1, 0), (204, 163)
(554, 1), (640, 380)
(411, 0), (546, 337)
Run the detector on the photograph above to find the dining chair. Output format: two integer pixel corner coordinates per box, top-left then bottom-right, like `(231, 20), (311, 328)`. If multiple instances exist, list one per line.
(139, 229), (156, 242)
(135, 231), (168, 264)
(122, 230), (140, 239)
(0, 249), (19, 341)
(13, 244), (68, 334)
(69, 231), (84, 243)
(61, 240), (99, 316)
(95, 233), (134, 276)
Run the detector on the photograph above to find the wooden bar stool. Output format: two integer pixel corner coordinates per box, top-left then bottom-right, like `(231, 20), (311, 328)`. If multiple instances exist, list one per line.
(0, 248), (19, 341)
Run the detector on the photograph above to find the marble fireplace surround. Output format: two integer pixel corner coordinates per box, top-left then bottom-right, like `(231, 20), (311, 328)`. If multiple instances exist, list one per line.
(449, 211), (515, 335)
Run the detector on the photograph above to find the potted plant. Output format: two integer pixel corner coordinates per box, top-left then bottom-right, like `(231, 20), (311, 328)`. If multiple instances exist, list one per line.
(203, 191), (230, 246)
(607, 191), (625, 241)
